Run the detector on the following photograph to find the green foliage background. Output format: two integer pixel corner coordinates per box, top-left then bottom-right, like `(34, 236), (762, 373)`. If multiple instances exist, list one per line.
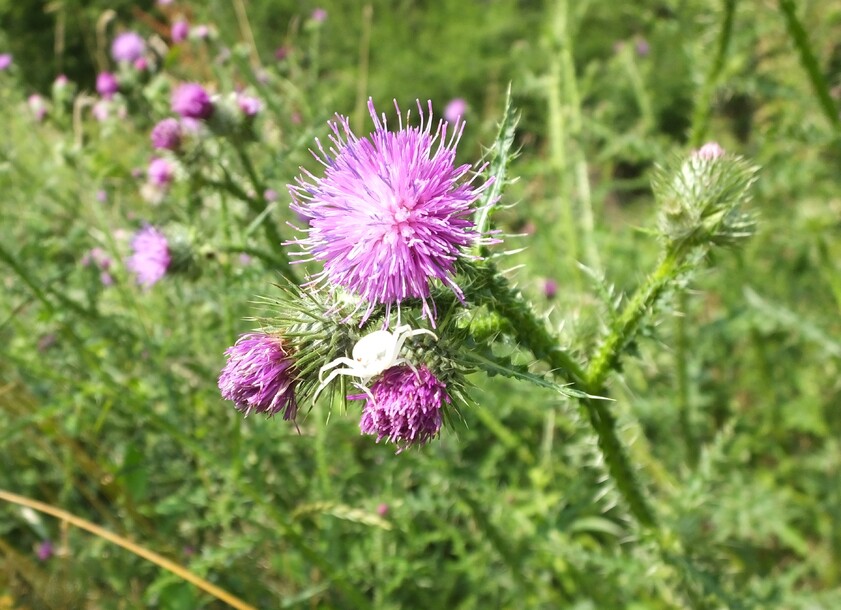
(1, 0), (840, 608)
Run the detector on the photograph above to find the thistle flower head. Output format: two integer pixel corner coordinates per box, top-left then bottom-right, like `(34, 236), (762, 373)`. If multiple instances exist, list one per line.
(150, 118), (182, 150)
(218, 333), (298, 419)
(289, 98), (489, 324)
(171, 20), (190, 43)
(172, 83), (213, 120)
(0, 53), (13, 71)
(111, 32), (146, 63)
(147, 157), (174, 187)
(351, 364), (448, 451)
(96, 72), (119, 99)
(127, 225), (170, 287)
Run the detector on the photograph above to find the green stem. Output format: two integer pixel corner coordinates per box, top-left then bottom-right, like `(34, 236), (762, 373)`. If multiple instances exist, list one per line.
(777, 0), (841, 131)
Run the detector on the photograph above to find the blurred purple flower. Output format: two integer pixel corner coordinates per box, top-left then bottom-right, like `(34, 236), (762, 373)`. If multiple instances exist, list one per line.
(311, 8), (327, 22)
(289, 99), (488, 323)
(171, 20), (189, 43)
(274, 46), (290, 61)
(443, 98), (467, 123)
(191, 25), (210, 39)
(101, 271), (114, 286)
(351, 365), (447, 451)
(544, 278), (558, 299)
(172, 83), (213, 119)
(28, 94), (47, 121)
(127, 225), (171, 287)
(91, 100), (111, 122)
(81, 247), (112, 270)
(96, 71), (119, 99)
(150, 118), (182, 151)
(694, 141), (725, 160)
(53, 74), (69, 87)
(635, 38), (650, 57)
(147, 157), (174, 187)
(96, 189), (108, 203)
(218, 333), (298, 419)
(134, 57), (148, 71)
(376, 503), (389, 517)
(264, 189), (278, 202)
(0, 53), (12, 70)
(36, 540), (54, 561)
(112, 32), (146, 63)
(237, 94), (262, 117)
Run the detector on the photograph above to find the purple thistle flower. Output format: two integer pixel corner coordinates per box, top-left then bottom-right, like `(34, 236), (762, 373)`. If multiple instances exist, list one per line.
(311, 8), (328, 22)
(150, 118), (182, 150)
(147, 157), (174, 187)
(218, 333), (298, 419)
(443, 98), (467, 123)
(172, 83), (213, 120)
(91, 100), (111, 122)
(171, 20), (190, 43)
(96, 71), (119, 99)
(28, 94), (47, 121)
(544, 278), (558, 299)
(134, 57), (149, 71)
(127, 225), (171, 286)
(289, 99), (489, 323)
(0, 53), (12, 71)
(237, 94), (262, 117)
(351, 365), (448, 451)
(36, 540), (54, 561)
(694, 141), (725, 160)
(111, 32), (146, 63)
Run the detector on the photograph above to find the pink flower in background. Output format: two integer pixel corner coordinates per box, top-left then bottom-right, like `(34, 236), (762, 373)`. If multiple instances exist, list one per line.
(264, 189), (278, 202)
(147, 157), (174, 187)
(172, 83), (213, 119)
(351, 365), (448, 451)
(36, 540), (54, 562)
(112, 32), (146, 63)
(127, 225), (171, 287)
(289, 99), (488, 323)
(150, 118), (182, 151)
(53, 74), (69, 87)
(443, 98), (467, 123)
(96, 71), (119, 99)
(218, 333), (298, 419)
(237, 94), (262, 117)
(171, 20), (189, 43)
(28, 94), (47, 121)
(274, 46), (290, 61)
(191, 25), (210, 39)
(544, 278), (558, 299)
(694, 142), (725, 160)
(311, 8), (327, 22)
(0, 53), (12, 70)
(133, 57), (148, 71)
(91, 100), (111, 122)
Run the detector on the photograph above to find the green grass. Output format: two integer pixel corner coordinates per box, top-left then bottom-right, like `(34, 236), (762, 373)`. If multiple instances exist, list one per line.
(1, 0), (841, 608)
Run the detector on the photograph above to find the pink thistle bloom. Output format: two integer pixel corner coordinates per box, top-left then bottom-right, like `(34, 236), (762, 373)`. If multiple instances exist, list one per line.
(351, 365), (448, 451)
(443, 98), (467, 123)
(311, 8), (327, 22)
(172, 83), (213, 119)
(544, 278), (558, 299)
(91, 100), (111, 122)
(36, 540), (54, 561)
(28, 94), (47, 121)
(171, 20), (189, 43)
(0, 53), (12, 70)
(147, 157), (174, 187)
(237, 94), (262, 116)
(127, 225), (171, 286)
(150, 118), (182, 150)
(191, 25), (210, 39)
(133, 57), (148, 71)
(111, 32), (146, 63)
(218, 333), (298, 419)
(289, 99), (489, 323)
(694, 142), (725, 160)
(96, 72), (119, 99)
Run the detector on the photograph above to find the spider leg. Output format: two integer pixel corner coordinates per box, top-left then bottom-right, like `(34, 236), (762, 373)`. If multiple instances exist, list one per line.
(351, 381), (377, 405)
(392, 327), (438, 362)
(318, 356), (358, 382)
(313, 367), (360, 403)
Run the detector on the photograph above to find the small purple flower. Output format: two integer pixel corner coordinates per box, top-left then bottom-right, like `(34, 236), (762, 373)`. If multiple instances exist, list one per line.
(274, 46), (290, 61)
(28, 94), (47, 121)
(147, 157), (174, 187)
(171, 20), (189, 43)
(289, 99), (489, 323)
(96, 71), (119, 99)
(694, 142), (725, 160)
(150, 118), (182, 150)
(351, 365), (447, 451)
(96, 189), (108, 203)
(36, 540), (54, 561)
(0, 53), (12, 70)
(54, 74), (69, 88)
(376, 503), (389, 517)
(91, 100), (111, 122)
(112, 32), (146, 63)
(218, 333), (298, 419)
(134, 57), (148, 71)
(237, 94), (262, 117)
(127, 225), (171, 287)
(172, 83), (213, 119)
(635, 38), (650, 57)
(191, 25), (210, 39)
(264, 188), (278, 202)
(544, 278), (558, 299)
(443, 98), (467, 123)
(311, 8), (327, 22)
(81, 247), (112, 270)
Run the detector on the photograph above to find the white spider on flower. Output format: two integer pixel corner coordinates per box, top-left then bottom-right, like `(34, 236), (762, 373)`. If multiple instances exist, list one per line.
(314, 324), (437, 402)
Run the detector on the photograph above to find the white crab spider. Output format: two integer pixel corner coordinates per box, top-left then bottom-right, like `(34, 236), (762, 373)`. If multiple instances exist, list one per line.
(314, 324), (437, 401)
